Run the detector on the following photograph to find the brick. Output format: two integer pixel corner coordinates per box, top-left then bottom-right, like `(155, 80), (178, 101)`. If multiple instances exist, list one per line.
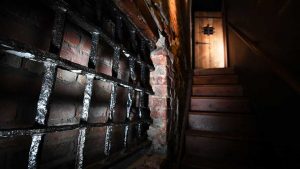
(60, 42), (89, 66)
(0, 99), (17, 123)
(76, 74), (87, 86)
(150, 111), (167, 120)
(150, 76), (168, 85)
(48, 101), (79, 126)
(96, 63), (112, 75)
(22, 60), (44, 75)
(84, 127), (106, 163)
(41, 130), (77, 167)
(63, 28), (81, 47)
(152, 85), (169, 97)
(149, 97), (168, 112)
(57, 68), (77, 82)
(151, 54), (168, 65)
(151, 118), (167, 131)
(151, 47), (168, 56)
(80, 35), (92, 54)
(151, 65), (167, 76)
(0, 54), (22, 68)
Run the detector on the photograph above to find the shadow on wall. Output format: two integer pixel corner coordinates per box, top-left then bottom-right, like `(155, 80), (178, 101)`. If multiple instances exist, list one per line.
(227, 25), (300, 169)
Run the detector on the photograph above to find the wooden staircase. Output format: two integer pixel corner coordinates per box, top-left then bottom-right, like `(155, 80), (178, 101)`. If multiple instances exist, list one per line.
(182, 68), (263, 169)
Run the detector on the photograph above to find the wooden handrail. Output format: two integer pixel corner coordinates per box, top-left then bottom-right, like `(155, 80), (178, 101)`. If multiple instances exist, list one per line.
(227, 22), (300, 94)
(176, 70), (193, 168)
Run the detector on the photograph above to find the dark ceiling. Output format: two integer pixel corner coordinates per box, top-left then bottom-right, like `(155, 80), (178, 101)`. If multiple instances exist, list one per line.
(192, 0), (222, 11)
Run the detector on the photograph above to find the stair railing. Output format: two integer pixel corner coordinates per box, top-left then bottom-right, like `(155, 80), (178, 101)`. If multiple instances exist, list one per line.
(227, 22), (300, 94)
(175, 70), (193, 168)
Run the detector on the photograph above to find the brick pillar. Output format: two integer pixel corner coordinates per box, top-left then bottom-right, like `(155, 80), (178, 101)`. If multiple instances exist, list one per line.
(148, 46), (175, 154)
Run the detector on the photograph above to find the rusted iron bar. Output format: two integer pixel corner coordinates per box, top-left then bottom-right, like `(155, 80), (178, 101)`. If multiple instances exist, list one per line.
(86, 141), (151, 168)
(0, 39), (154, 95)
(75, 127), (87, 169)
(0, 120), (151, 138)
(28, 134), (44, 169)
(81, 74), (95, 122)
(35, 62), (57, 125)
(47, 1), (154, 71)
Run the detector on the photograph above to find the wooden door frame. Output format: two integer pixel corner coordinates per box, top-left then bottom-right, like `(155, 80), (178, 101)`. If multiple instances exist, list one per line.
(192, 0), (229, 69)
(222, 0), (229, 67)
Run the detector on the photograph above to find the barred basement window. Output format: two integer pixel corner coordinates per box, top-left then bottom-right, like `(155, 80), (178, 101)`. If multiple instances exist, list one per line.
(0, 0), (154, 168)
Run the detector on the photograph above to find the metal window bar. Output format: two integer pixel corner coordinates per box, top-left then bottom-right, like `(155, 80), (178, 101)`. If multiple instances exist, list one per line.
(0, 0), (154, 168)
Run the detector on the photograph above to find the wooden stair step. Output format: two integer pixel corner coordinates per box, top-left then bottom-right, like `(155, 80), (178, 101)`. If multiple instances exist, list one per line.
(182, 154), (257, 169)
(193, 75), (239, 85)
(188, 112), (256, 135)
(192, 85), (243, 96)
(185, 130), (261, 161)
(194, 68), (235, 76)
(190, 97), (250, 113)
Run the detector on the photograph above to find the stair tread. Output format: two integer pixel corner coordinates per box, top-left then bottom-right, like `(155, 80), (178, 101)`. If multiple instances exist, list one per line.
(186, 130), (258, 141)
(189, 111), (254, 117)
(182, 154), (260, 169)
(192, 84), (242, 87)
(192, 85), (244, 97)
(193, 75), (239, 85)
(194, 68), (235, 76)
(191, 96), (249, 102)
(193, 74), (238, 77)
(190, 97), (250, 113)
(191, 96), (248, 100)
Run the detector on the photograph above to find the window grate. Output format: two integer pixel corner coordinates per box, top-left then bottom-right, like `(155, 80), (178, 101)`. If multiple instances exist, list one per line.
(0, 0), (154, 168)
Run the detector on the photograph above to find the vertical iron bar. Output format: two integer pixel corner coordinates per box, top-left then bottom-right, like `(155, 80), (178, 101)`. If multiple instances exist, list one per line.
(108, 84), (117, 121)
(104, 46), (121, 156)
(88, 33), (99, 68)
(112, 47), (120, 78)
(126, 89), (134, 120)
(81, 74), (95, 122)
(75, 127), (87, 169)
(115, 15), (123, 43)
(50, 8), (67, 54)
(28, 134), (43, 169)
(124, 88), (133, 149)
(108, 46), (120, 121)
(140, 64), (146, 87)
(104, 126), (113, 156)
(129, 29), (138, 53)
(35, 61), (57, 125)
(129, 58), (136, 82)
(140, 38), (146, 61)
(123, 125), (129, 149)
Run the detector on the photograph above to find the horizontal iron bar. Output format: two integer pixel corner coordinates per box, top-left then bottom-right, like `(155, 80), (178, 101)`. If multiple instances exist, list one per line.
(0, 39), (154, 95)
(0, 120), (151, 138)
(109, 0), (155, 48)
(47, 0), (154, 71)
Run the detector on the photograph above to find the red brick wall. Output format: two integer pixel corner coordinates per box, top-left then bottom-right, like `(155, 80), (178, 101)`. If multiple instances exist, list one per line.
(0, 0), (132, 168)
(148, 47), (176, 154)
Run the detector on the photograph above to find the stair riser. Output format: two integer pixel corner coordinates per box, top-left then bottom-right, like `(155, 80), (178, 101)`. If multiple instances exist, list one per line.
(192, 86), (243, 96)
(185, 136), (258, 161)
(194, 68), (235, 76)
(193, 75), (238, 85)
(188, 113), (256, 134)
(190, 98), (250, 112)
